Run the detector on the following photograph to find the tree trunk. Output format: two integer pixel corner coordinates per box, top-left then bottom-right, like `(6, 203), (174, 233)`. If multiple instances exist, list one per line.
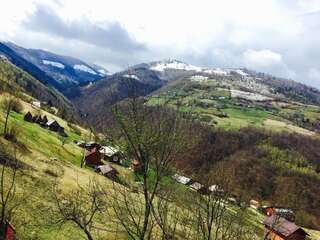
(3, 102), (10, 136)
(84, 228), (94, 240)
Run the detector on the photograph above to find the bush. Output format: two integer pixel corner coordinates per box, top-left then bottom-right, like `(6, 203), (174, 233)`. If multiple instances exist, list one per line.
(11, 99), (23, 113)
(5, 124), (20, 142)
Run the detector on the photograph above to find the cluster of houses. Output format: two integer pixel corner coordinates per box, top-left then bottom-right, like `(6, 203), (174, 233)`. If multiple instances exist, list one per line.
(172, 174), (224, 195)
(172, 174), (309, 240)
(24, 111), (67, 136)
(77, 141), (123, 180)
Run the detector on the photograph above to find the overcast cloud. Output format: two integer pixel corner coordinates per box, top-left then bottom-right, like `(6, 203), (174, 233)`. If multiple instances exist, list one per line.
(1, 0), (320, 88)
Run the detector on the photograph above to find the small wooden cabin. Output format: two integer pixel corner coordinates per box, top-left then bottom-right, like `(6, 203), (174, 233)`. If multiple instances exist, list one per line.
(96, 164), (119, 179)
(24, 112), (33, 122)
(85, 148), (103, 166)
(47, 120), (66, 135)
(263, 215), (309, 240)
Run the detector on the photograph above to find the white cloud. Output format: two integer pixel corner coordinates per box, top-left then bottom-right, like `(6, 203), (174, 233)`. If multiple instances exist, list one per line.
(1, 0), (320, 88)
(243, 49), (283, 67)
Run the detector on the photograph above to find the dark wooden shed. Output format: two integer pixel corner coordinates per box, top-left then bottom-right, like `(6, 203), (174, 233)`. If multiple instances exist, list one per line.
(85, 148), (103, 166)
(23, 112), (33, 122)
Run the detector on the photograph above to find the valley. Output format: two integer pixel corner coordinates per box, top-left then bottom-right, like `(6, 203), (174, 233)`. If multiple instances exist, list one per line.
(0, 43), (319, 239)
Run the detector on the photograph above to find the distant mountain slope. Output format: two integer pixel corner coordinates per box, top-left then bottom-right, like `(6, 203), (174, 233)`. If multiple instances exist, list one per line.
(0, 42), (109, 96)
(73, 59), (320, 133)
(0, 57), (74, 116)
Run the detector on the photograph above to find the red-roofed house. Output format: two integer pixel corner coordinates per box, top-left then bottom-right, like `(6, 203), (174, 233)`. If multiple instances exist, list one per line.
(263, 215), (309, 240)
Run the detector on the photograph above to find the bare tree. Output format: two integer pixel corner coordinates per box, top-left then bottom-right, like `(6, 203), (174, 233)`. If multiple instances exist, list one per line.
(109, 79), (191, 240)
(186, 166), (255, 240)
(50, 179), (109, 240)
(1, 96), (14, 137)
(0, 145), (22, 239)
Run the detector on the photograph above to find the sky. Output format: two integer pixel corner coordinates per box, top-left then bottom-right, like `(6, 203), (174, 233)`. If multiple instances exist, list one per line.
(1, 0), (320, 88)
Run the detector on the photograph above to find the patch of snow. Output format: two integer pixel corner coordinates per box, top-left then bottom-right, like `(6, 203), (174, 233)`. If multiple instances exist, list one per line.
(235, 69), (248, 76)
(230, 89), (272, 101)
(123, 74), (140, 80)
(190, 75), (208, 82)
(42, 60), (65, 69)
(204, 68), (228, 75)
(150, 60), (202, 72)
(74, 64), (97, 75)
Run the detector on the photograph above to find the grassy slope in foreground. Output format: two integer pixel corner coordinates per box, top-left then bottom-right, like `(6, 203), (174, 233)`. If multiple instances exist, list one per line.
(0, 94), (319, 239)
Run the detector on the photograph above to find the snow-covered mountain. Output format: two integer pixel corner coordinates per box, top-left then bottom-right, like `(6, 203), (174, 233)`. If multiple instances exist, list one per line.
(0, 42), (108, 95)
(147, 59), (249, 79)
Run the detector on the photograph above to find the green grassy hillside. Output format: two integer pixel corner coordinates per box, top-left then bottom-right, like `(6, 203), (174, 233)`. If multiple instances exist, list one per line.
(0, 94), (319, 239)
(148, 77), (320, 136)
(0, 59), (75, 119)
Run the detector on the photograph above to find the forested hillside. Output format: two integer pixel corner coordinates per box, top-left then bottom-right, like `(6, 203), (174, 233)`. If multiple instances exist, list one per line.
(0, 58), (75, 119)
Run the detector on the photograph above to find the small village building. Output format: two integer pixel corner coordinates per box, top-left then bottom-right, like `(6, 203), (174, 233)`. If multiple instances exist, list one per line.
(190, 182), (209, 194)
(35, 115), (43, 124)
(32, 115), (39, 123)
(32, 100), (41, 108)
(42, 115), (48, 124)
(96, 164), (119, 179)
(173, 174), (192, 185)
(250, 199), (260, 210)
(99, 146), (122, 163)
(85, 147), (103, 166)
(263, 206), (295, 222)
(85, 141), (101, 151)
(24, 112), (33, 122)
(47, 120), (65, 135)
(209, 184), (224, 193)
(263, 215), (309, 240)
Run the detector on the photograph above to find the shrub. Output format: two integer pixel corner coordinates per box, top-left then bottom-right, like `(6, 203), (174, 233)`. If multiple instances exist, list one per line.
(11, 99), (23, 113)
(5, 124), (20, 142)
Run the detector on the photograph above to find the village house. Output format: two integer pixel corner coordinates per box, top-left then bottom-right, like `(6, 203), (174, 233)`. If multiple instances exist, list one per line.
(23, 112), (33, 122)
(263, 215), (309, 240)
(99, 145), (122, 164)
(263, 206), (295, 222)
(46, 120), (66, 136)
(32, 100), (41, 108)
(173, 174), (192, 185)
(95, 164), (119, 180)
(208, 184), (224, 194)
(190, 182), (209, 194)
(84, 147), (103, 166)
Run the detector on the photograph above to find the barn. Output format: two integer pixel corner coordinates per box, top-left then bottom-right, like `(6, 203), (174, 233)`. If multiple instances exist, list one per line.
(263, 215), (309, 240)
(85, 148), (103, 166)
